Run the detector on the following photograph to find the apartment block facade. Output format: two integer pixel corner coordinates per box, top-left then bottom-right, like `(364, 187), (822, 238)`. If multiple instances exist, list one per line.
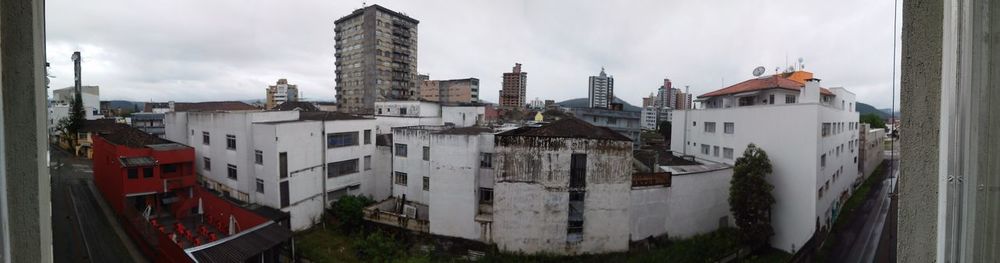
(265, 79), (299, 110)
(588, 68), (614, 109)
(419, 78), (480, 104)
(335, 4), (419, 114)
(499, 63), (527, 108)
(672, 72), (859, 253)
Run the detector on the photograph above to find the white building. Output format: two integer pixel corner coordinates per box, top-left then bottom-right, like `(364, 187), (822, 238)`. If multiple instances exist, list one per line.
(859, 123), (886, 179)
(164, 110), (378, 231)
(266, 79), (299, 110)
(373, 101), (485, 135)
(641, 106), (673, 130)
(49, 85), (103, 133)
(630, 161), (733, 241)
(492, 118), (633, 255)
(672, 71), (859, 253)
(588, 68), (614, 109)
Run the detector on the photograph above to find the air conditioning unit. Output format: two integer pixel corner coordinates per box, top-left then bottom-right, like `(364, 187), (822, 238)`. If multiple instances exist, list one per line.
(403, 204), (417, 218)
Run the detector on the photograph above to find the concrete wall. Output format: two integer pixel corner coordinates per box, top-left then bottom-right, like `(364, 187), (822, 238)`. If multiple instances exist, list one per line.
(493, 136), (632, 255)
(630, 166), (733, 241)
(427, 133), (486, 240)
(899, 0), (941, 260)
(441, 106), (485, 127)
(672, 100), (858, 253)
(1, 0), (54, 260)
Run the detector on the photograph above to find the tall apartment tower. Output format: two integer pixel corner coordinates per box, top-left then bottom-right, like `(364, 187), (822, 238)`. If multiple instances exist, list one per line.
(334, 4), (419, 114)
(265, 78), (299, 110)
(656, 78), (675, 109)
(499, 63), (527, 108)
(588, 67), (614, 109)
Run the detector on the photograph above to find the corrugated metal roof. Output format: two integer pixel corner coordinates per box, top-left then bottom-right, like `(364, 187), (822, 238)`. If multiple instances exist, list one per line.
(187, 221), (291, 263)
(119, 156), (157, 167)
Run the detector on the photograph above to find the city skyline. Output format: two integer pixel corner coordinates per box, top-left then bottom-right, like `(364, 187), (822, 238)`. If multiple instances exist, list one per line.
(45, 0), (901, 109)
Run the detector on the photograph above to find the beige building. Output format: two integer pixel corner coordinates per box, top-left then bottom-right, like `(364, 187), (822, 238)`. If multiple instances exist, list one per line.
(334, 4), (419, 114)
(265, 79), (299, 110)
(499, 63), (527, 108)
(419, 78), (479, 103)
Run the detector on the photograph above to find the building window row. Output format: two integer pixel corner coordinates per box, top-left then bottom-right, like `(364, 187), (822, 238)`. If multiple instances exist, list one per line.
(394, 171), (407, 186)
(226, 134), (236, 150)
(227, 164), (238, 180)
(327, 159), (360, 178)
(328, 132), (359, 148)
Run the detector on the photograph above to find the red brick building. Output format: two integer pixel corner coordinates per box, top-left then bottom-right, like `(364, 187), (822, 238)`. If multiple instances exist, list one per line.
(92, 126), (291, 262)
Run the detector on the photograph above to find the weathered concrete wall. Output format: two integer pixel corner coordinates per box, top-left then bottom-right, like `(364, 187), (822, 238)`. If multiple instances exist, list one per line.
(427, 133), (483, 241)
(899, 0), (941, 260)
(1, 0), (53, 260)
(630, 167), (733, 241)
(493, 136), (631, 255)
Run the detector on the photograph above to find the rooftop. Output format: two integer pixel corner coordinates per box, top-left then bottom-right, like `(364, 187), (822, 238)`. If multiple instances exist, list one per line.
(334, 4), (418, 24)
(101, 125), (182, 148)
(80, 119), (124, 133)
(297, 111), (369, 121)
(698, 72), (834, 99)
(271, 101), (319, 112)
(144, 101), (258, 112)
(497, 117), (631, 141)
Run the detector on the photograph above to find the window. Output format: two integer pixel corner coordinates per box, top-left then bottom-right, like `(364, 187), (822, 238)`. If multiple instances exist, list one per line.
(327, 159), (359, 178)
(786, 94), (796, 104)
(821, 154), (827, 169)
(395, 143), (408, 157)
(723, 147), (734, 159)
(399, 107), (407, 115)
(227, 164), (237, 180)
(280, 181), (289, 208)
(479, 188), (493, 204)
(702, 144), (711, 155)
(191, 129), (194, 135)
(704, 122), (716, 133)
(570, 154), (587, 188)
(161, 164), (177, 174)
(364, 129), (372, 144)
(423, 176), (430, 191)
(255, 179), (264, 193)
(127, 168), (138, 179)
(769, 94), (775, 104)
(480, 153), (493, 168)
(279, 152), (288, 179)
(254, 150), (263, 165)
(394, 172), (407, 186)
(364, 155), (372, 170)
(608, 117), (617, 125)
(822, 123), (831, 137)
(693, 121), (697, 126)
(567, 191), (585, 242)
(144, 167), (154, 178)
(202, 132), (210, 145)
(724, 122), (734, 134)
(327, 132), (359, 148)
(713, 146), (720, 157)
(225, 134), (236, 150)
(203, 157), (211, 171)
(422, 146), (430, 161)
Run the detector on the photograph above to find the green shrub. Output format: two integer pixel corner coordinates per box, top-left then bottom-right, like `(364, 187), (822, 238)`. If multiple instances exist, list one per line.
(330, 195), (375, 233)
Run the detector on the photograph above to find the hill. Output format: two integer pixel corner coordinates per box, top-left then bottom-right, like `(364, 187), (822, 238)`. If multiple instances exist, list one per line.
(556, 97), (642, 112)
(856, 102), (890, 120)
(103, 100), (145, 112)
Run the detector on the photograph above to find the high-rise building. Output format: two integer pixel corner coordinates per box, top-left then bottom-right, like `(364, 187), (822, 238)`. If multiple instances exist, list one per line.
(588, 68), (614, 109)
(499, 63), (527, 108)
(334, 4), (419, 114)
(419, 77), (480, 104)
(266, 78), (299, 110)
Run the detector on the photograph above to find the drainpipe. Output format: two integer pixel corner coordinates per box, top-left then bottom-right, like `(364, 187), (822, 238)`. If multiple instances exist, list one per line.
(320, 112), (328, 227)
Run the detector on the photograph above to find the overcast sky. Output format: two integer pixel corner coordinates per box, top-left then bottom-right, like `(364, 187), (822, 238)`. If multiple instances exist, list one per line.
(45, 0), (902, 109)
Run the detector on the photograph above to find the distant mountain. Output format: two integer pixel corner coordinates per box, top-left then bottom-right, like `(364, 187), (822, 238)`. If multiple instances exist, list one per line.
(103, 100), (144, 112)
(878, 108), (901, 118)
(856, 102), (891, 120)
(556, 97), (642, 112)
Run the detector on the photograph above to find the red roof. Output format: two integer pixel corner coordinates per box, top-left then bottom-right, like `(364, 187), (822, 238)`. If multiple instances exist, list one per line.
(698, 75), (834, 98)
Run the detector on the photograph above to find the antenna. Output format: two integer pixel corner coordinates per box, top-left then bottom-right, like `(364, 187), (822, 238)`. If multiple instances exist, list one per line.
(752, 66), (766, 77)
(798, 57), (804, 70)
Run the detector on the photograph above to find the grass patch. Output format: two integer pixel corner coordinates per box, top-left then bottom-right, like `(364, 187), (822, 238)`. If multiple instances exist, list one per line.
(295, 227), (361, 263)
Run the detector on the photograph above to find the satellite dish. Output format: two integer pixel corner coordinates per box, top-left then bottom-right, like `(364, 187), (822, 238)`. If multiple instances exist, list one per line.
(752, 66), (766, 77)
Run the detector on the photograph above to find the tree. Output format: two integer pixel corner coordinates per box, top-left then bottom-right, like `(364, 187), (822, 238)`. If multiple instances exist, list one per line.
(860, 113), (886, 129)
(66, 97), (86, 149)
(330, 195), (374, 233)
(729, 143), (776, 250)
(657, 121), (672, 141)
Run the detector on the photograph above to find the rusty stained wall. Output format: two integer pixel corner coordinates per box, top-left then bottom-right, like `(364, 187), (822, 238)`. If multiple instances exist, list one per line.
(492, 136), (632, 255)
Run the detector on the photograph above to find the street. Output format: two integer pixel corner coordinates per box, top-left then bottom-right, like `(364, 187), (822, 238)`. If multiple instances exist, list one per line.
(825, 143), (899, 263)
(50, 145), (137, 263)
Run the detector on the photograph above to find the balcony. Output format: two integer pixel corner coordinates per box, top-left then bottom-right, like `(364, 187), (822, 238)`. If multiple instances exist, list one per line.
(363, 197), (429, 233)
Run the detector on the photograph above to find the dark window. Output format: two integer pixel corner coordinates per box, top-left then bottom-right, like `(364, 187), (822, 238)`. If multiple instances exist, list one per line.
(227, 164), (237, 180)
(202, 132), (210, 145)
(280, 181), (289, 208)
(769, 94), (775, 104)
(279, 152), (288, 179)
(255, 150), (263, 165)
(327, 132), (359, 148)
(423, 176), (430, 191)
(143, 167), (154, 178)
(364, 155), (371, 171)
(567, 191), (585, 242)
(256, 179), (264, 193)
(395, 143), (408, 157)
(203, 157), (211, 171)
(480, 153), (493, 168)
(226, 134), (236, 150)
(327, 159), (359, 178)
(479, 188), (493, 204)
(570, 154), (587, 188)
(422, 146), (430, 161)
(786, 95), (796, 104)
(394, 172), (407, 186)
(161, 164), (177, 174)
(364, 130), (372, 144)
(127, 168), (138, 179)
(399, 107), (407, 115)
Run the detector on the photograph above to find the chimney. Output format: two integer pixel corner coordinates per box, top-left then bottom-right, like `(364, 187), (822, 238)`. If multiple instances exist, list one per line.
(800, 78), (821, 103)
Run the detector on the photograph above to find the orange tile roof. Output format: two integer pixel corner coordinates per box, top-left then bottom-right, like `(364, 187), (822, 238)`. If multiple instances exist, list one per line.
(698, 74), (834, 98)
